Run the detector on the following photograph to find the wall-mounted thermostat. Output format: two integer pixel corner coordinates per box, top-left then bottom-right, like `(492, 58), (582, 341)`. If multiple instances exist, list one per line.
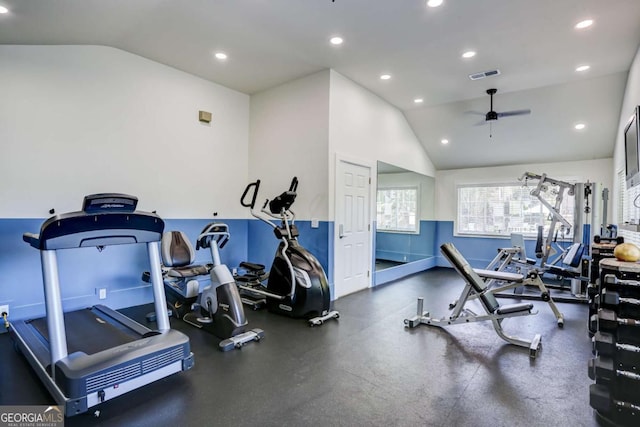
(199, 110), (212, 123)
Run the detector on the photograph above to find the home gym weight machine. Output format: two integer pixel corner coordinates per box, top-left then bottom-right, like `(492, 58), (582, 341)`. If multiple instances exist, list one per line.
(239, 177), (339, 326)
(9, 193), (194, 417)
(518, 171), (601, 296)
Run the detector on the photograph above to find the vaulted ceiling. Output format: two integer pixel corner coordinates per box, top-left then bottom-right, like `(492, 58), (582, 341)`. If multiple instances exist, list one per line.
(2, 0), (640, 170)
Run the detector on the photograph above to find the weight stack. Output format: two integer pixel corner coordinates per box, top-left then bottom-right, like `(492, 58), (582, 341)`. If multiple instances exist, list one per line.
(589, 258), (640, 426)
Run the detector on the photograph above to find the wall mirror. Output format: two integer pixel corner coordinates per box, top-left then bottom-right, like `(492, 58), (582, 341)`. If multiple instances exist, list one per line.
(375, 161), (435, 272)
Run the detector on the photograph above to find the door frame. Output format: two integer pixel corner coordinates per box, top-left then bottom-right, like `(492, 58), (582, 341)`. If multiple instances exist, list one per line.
(333, 153), (375, 298)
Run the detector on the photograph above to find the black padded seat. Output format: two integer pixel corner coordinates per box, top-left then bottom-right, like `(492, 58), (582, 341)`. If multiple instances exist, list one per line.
(440, 243), (501, 313)
(239, 262), (266, 272)
(496, 303), (534, 315)
(161, 231), (212, 281)
(166, 265), (211, 278)
(546, 264), (577, 278)
(474, 268), (523, 283)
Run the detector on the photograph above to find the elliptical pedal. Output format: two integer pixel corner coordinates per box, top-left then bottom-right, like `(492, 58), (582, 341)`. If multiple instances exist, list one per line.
(219, 328), (265, 352)
(308, 310), (340, 327)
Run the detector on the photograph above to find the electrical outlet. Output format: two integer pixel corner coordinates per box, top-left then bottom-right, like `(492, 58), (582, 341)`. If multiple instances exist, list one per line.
(97, 288), (107, 300)
(0, 304), (9, 317)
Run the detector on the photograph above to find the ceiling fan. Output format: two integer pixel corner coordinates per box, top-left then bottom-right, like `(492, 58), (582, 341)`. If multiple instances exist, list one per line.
(472, 88), (531, 137)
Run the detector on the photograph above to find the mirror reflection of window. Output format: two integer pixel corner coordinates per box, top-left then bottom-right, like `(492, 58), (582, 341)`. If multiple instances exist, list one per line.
(375, 161), (435, 273)
(377, 187), (419, 233)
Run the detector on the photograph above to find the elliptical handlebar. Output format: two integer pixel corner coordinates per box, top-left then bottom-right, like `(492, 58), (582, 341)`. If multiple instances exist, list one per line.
(196, 223), (230, 250)
(240, 178), (299, 229)
(240, 180), (261, 209)
(289, 176), (298, 192)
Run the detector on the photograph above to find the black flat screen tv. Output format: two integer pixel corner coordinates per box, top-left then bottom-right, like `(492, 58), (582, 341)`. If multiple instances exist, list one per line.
(624, 106), (640, 188)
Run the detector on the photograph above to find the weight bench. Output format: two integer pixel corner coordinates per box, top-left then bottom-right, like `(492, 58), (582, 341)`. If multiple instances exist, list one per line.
(405, 242), (542, 358)
(473, 268), (564, 327)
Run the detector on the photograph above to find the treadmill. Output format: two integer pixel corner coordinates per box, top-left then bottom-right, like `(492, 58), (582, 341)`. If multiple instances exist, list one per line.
(10, 193), (194, 417)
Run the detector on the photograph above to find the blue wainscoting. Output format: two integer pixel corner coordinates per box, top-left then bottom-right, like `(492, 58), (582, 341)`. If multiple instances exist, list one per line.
(435, 221), (514, 268)
(374, 220), (437, 286)
(0, 218), (249, 322)
(1, 215), (538, 322)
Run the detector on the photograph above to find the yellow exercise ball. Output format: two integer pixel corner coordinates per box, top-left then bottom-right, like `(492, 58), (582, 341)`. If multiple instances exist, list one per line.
(614, 243), (640, 262)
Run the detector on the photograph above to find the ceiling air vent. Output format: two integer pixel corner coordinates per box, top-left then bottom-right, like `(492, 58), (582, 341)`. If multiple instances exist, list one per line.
(468, 69), (501, 81)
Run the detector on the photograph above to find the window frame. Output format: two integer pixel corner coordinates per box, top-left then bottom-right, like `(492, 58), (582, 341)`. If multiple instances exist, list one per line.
(376, 185), (421, 234)
(455, 181), (576, 239)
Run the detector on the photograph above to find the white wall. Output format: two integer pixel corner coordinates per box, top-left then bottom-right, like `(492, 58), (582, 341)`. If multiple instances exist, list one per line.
(328, 70), (436, 220)
(613, 45), (640, 223)
(249, 70), (330, 220)
(0, 45), (249, 218)
(435, 158), (614, 221)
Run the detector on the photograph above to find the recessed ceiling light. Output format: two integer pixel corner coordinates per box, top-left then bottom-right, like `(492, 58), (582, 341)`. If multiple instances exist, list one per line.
(576, 65), (590, 72)
(575, 19), (593, 29)
(575, 123), (586, 130)
(0, 6), (8, 14)
(462, 51), (476, 59)
(414, 98), (424, 104)
(380, 74), (391, 80)
(441, 139), (449, 144)
(427, 0), (443, 7)
(214, 52), (228, 60)
(330, 36), (344, 45)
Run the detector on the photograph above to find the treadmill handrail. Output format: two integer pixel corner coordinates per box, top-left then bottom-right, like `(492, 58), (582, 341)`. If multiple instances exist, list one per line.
(23, 211), (164, 250)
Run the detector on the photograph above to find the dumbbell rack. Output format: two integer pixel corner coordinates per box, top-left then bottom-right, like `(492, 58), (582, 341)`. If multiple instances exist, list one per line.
(587, 242), (618, 336)
(589, 258), (640, 426)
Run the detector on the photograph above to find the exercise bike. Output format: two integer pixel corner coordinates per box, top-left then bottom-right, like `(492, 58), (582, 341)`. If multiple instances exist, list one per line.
(147, 222), (264, 351)
(239, 177), (339, 326)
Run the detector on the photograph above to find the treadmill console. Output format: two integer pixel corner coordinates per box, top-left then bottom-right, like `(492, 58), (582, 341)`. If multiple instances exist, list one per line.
(82, 193), (138, 213)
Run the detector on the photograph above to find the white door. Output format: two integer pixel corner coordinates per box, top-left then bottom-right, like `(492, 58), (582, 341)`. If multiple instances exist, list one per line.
(335, 159), (371, 298)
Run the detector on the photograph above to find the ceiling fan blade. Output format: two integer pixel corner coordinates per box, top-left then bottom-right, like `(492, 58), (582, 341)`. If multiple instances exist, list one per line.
(464, 110), (486, 116)
(473, 119), (488, 126)
(497, 109), (531, 118)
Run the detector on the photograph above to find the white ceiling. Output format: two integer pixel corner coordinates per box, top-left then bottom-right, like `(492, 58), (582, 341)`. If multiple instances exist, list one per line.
(2, 0), (640, 170)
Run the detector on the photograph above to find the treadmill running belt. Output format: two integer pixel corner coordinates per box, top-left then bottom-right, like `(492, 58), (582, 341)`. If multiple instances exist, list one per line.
(29, 308), (139, 356)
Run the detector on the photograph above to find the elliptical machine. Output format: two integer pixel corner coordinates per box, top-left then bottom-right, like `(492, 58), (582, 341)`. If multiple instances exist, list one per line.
(239, 177), (339, 326)
(150, 222), (264, 351)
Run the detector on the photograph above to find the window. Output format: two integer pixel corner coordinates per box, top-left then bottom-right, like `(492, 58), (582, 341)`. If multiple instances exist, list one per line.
(377, 187), (419, 233)
(457, 183), (575, 237)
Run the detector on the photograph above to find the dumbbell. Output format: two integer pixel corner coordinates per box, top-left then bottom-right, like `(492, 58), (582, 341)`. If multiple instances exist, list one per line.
(602, 289), (640, 306)
(590, 383), (640, 420)
(588, 356), (640, 382)
(593, 235), (624, 244)
(594, 331), (640, 357)
(591, 309), (640, 333)
(598, 289), (640, 317)
(604, 274), (640, 290)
